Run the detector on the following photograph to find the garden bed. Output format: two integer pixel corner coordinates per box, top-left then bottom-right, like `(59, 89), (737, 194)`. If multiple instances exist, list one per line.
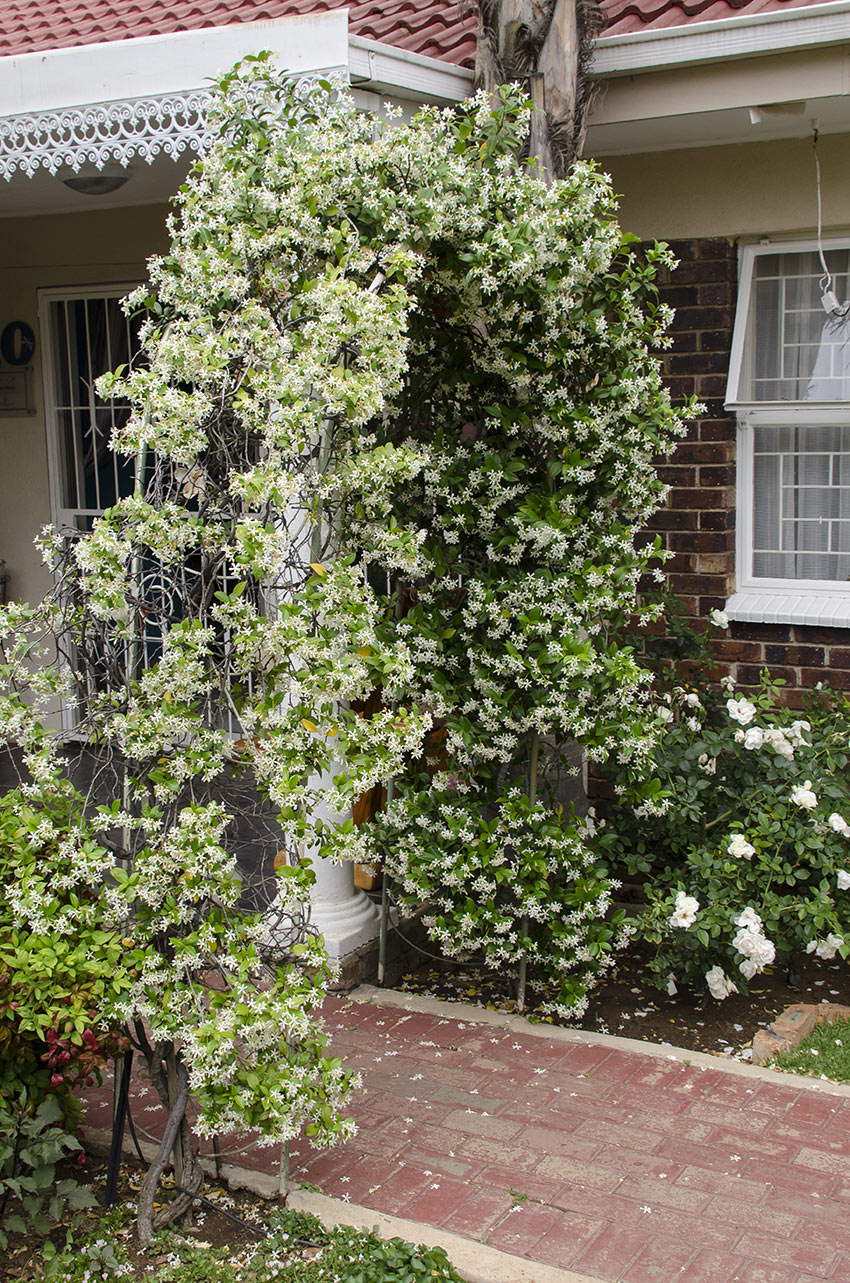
(398, 945), (850, 1060)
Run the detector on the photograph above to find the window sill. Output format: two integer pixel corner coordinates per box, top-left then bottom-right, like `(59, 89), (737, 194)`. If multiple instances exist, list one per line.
(725, 590), (850, 629)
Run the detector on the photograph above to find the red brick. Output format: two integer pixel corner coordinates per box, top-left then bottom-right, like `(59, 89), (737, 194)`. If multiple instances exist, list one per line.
(678, 1248), (744, 1282)
(734, 1230), (839, 1276)
(673, 440), (731, 464)
(668, 487), (733, 510)
(573, 1223), (650, 1278)
(700, 328), (734, 350)
(698, 464), (735, 486)
(827, 647), (850, 668)
(441, 1187), (515, 1238)
(698, 424), (735, 445)
(402, 1176), (477, 1225)
(621, 1237), (699, 1282)
(486, 1203), (590, 1255)
(698, 374), (731, 397)
(649, 507), (699, 531)
(699, 282), (733, 306)
(737, 663), (797, 686)
(765, 644), (824, 666)
(802, 667), (850, 690)
(730, 622), (791, 643)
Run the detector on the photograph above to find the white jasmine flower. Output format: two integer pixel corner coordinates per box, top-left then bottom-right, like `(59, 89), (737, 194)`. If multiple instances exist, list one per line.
(710, 608), (729, 629)
(790, 780), (818, 810)
(706, 966), (738, 1000)
(727, 833), (756, 860)
(838, 870), (850, 891)
(727, 697), (756, 726)
(670, 891), (700, 929)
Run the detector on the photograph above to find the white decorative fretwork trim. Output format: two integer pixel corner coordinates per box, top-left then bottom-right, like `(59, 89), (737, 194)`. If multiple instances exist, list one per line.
(0, 90), (214, 180)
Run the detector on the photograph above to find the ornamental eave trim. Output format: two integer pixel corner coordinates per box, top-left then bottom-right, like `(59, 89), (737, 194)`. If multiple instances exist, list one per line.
(0, 90), (214, 180)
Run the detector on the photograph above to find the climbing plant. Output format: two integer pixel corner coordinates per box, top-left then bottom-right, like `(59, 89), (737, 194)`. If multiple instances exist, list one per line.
(0, 57), (694, 1238)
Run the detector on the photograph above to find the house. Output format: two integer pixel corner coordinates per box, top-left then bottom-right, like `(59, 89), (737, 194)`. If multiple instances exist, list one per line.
(586, 0), (850, 697)
(1, 0), (848, 960)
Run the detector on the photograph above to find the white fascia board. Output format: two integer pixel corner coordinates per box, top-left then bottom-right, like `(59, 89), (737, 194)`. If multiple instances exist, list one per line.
(592, 0), (850, 75)
(0, 11), (349, 117)
(348, 36), (473, 104)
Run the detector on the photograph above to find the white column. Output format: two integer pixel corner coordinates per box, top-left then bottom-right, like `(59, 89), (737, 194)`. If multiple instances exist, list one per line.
(305, 851), (379, 960)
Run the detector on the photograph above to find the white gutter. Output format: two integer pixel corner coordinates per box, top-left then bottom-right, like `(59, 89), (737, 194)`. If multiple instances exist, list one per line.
(349, 36), (473, 104)
(592, 0), (850, 74)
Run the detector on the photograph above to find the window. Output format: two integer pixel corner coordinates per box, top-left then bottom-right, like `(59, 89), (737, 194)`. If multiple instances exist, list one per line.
(726, 241), (850, 626)
(40, 285), (141, 531)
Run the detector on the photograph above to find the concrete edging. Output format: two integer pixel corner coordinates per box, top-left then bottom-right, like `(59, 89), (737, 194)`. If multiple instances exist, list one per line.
(287, 1189), (604, 1283)
(350, 983), (850, 1098)
(85, 1127), (601, 1283)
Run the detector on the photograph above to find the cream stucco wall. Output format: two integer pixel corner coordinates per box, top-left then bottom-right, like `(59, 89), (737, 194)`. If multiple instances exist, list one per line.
(0, 204), (169, 606)
(598, 132), (850, 244)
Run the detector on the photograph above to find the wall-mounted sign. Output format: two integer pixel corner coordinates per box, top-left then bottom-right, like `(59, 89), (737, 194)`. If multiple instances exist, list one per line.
(0, 321), (35, 367)
(0, 369), (34, 415)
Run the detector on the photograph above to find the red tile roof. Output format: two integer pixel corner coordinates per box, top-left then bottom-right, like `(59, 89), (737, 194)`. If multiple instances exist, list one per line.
(0, 0), (833, 66)
(0, 0), (478, 65)
(601, 0), (832, 37)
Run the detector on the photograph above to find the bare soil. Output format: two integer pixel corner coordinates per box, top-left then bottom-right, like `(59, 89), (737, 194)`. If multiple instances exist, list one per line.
(398, 945), (850, 1061)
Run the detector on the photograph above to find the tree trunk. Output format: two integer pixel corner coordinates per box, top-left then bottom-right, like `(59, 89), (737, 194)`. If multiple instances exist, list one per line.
(475, 0), (602, 177)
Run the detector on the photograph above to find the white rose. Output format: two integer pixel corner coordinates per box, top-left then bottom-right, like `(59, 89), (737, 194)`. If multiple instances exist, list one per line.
(657, 706), (674, 723)
(790, 780), (818, 810)
(720, 675), (736, 693)
(816, 933), (844, 960)
(787, 720), (811, 747)
(670, 891), (700, 929)
(829, 813), (850, 837)
(684, 693), (701, 708)
(698, 753), (717, 775)
(727, 697), (756, 726)
(735, 906), (763, 934)
(727, 833), (756, 860)
(743, 727), (764, 751)
(706, 965), (738, 1000)
(710, 609), (729, 629)
(763, 727), (794, 760)
(838, 870), (850, 891)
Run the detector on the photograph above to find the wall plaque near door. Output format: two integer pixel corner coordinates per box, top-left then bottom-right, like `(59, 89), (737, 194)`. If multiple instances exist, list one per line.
(0, 369), (34, 415)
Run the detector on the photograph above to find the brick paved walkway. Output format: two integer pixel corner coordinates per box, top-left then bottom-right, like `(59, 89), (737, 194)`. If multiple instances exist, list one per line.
(86, 990), (850, 1282)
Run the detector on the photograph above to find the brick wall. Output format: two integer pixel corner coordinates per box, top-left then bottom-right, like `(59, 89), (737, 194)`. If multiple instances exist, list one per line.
(652, 237), (850, 701)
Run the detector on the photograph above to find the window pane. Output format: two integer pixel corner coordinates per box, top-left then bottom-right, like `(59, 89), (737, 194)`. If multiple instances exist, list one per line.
(47, 294), (141, 519)
(743, 250), (850, 401)
(753, 423), (850, 580)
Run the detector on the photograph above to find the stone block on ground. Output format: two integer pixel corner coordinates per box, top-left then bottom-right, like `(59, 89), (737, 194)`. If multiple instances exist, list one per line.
(752, 1002), (850, 1065)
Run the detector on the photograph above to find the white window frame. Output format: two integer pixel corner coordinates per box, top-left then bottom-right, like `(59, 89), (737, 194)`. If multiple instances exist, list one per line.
(725, 237), (850, 628)
(39, 282), (140, 532)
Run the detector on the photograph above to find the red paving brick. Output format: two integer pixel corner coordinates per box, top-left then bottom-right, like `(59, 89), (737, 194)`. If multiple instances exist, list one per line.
(81, 993), (850, 1282)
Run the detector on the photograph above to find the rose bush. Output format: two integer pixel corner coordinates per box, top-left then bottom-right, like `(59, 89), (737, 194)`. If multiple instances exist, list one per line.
(598, 666), (850, 998)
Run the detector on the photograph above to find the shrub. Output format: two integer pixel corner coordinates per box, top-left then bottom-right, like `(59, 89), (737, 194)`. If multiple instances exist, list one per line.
(0, 787), (129, 1117)
(0, 1089), (95, 1258)
(375, 782), (629, 1018)
(598, 669), (850, 999)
